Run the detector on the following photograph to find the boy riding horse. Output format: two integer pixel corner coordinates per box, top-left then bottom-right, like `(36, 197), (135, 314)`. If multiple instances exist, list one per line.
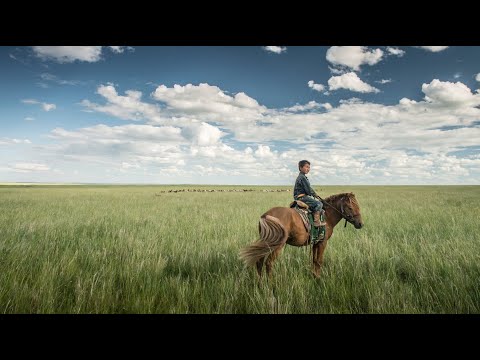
(293, 160), (325, 235)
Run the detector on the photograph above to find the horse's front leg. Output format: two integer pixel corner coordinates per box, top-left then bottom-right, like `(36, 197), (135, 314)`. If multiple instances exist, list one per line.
(312, 241), (328, 278)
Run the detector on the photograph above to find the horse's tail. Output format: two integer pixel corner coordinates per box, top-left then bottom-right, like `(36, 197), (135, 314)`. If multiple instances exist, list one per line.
(239, 215), (288, 267)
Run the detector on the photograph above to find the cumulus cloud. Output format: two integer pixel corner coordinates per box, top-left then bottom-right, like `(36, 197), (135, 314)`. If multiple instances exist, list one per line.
(255, 145), (275, 158)
(47, 124), (188, 171)
(263, 46), (287, 54)
(43, 103), (56, 111)
(81, 84), (164, 122)
(328, 72), (380, 93)
(41, 80), (480, 184)
(284, 101), (332, 112)
(417, 46), (449, 52)
(152, 83), (261, 110)
(108, 46), (135, 53)
(31, 46), (132, 63)
(476, 73), (480, 82)
(22, 99), (56, 111)
(83, 83), (266, 128)
(150, 83), (266, 125)
(386, 47), (405, 57)
(32, 46), (103, 63)
(181, 121), (225, 146)
(421, 79), (480, 107)
(308, 80), (325, 92)
(326, 46), (384, 71)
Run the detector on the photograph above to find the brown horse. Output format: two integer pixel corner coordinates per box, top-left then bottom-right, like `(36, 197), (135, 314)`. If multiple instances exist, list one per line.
(240, 192), (364, 278)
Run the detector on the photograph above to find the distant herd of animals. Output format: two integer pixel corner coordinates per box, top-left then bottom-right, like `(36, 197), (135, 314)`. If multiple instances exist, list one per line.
(155, 189), (294, 194)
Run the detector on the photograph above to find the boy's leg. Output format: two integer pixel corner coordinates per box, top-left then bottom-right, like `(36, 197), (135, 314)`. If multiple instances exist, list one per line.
(313, 199), (323, 227)
(300, 196), (322, 226)
(310, 198), (326, 239)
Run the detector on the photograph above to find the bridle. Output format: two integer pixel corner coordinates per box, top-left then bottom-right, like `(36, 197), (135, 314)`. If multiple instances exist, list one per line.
(320, 197), (357, 228)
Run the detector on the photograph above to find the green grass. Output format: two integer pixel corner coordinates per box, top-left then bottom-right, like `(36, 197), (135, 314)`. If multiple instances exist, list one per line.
(1, 185), (479, 313)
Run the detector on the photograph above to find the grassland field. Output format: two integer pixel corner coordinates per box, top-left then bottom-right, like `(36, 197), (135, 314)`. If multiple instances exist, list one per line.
(0, 184), (479, 313)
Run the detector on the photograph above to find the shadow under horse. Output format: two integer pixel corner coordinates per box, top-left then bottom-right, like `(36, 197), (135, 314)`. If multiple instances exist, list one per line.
(240, 192), (364, 278)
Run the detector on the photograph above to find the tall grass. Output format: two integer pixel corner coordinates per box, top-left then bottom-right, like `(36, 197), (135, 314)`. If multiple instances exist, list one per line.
(0, 185), (479, 313)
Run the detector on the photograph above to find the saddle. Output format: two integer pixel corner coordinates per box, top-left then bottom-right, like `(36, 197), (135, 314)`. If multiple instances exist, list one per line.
(290, 200), (326, 245)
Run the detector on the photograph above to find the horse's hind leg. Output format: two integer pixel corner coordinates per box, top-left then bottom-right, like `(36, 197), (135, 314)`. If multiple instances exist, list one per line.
(256, 257), (265, 277)
(265, 243), (286, 277)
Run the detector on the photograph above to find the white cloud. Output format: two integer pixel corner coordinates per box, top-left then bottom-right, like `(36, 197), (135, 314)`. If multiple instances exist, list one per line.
(84, 83), (266, 129)
(46, 124), (187, 172)
(308, 80), (325, 92)
(109, 46), (124, 53)
(11, 163), (50, 172)
(36, 80), (480, 185)
(386, 47), (405, 57)
(284, 101), (331, 112)
(475, 73), (480, 82)
(50, 124), (183, 143)
(42, 103), (56, 111)
(108, 46), (135, 53)
(326, 46), (384, 71)
(40, 73), (80, 86)
(24, 117), (35, 121)
(328, 72), (380, 93)
(81, 85), (162, 122)
(32, 46), (103, 63)
(255, 145), (275, 158)
(22, 99), (39, 105)
(151, 83), (266, 125)
(22, 99), (56, 112)
(263, 46), (287, 54)
(421, 79), (480, 107)
(376, 79), (392, 84)
(0, 138), (31, 145)
(31, 46), (132, 63)
(417, 46), (449, 52)
(399, 98), (417, 106)
(181, 121), (225, 146)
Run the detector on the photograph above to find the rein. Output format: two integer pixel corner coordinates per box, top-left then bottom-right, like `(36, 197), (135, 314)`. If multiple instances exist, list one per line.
(319, 197), (355, 228)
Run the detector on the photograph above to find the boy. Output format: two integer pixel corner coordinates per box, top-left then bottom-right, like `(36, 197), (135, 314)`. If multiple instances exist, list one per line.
(293, 160), (324, 229)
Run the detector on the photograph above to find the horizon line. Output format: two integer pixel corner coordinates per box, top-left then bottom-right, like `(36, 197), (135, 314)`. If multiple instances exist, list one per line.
(1, 182), (479, 186)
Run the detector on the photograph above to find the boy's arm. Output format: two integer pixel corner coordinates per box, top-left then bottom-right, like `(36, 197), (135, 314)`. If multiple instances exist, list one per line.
(301, 176), (315, 196)
(307, 178), (320, 198)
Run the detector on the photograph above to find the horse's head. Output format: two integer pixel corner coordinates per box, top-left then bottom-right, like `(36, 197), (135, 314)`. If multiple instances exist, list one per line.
(340, 192), (364, 229)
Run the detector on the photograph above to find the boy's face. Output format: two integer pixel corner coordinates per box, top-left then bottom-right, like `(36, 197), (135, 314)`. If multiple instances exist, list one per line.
(300, 163), (310, 174)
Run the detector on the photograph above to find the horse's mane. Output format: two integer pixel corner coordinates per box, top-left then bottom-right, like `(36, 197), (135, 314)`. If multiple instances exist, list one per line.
(324, 192), (358, 207)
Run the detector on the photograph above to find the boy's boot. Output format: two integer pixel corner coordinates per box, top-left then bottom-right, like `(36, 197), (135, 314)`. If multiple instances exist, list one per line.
(314, 210), (326, 240)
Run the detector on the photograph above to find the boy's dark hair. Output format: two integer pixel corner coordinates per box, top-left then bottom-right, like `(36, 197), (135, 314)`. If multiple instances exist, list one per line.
(298, 160), (310, 170)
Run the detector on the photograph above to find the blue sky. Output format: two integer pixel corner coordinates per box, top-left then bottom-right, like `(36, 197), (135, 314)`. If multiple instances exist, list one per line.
(1, 46), (480, 184)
